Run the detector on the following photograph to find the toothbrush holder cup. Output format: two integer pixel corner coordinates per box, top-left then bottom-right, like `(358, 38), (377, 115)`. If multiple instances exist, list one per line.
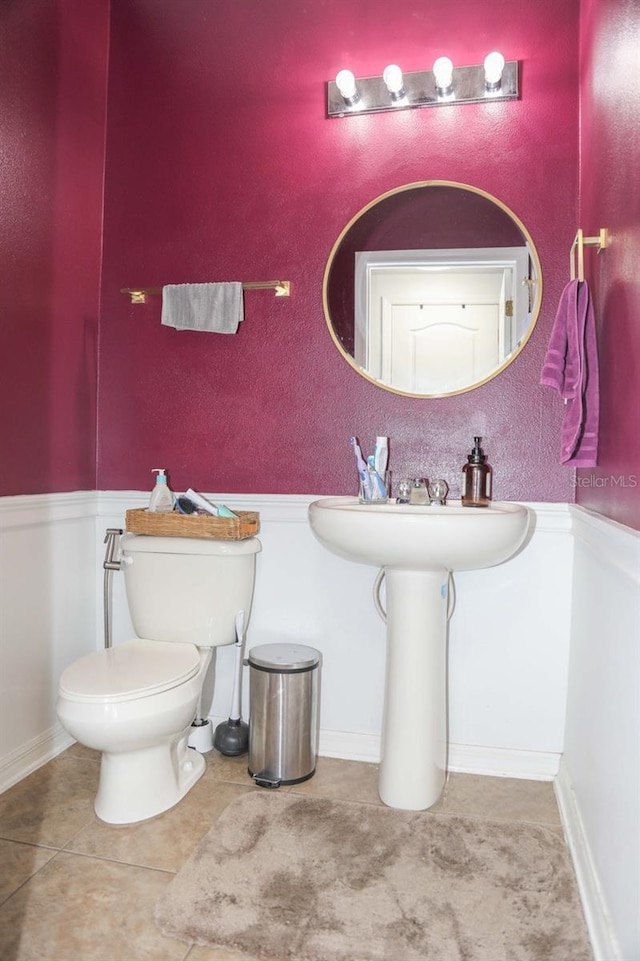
(359, 469), (391, 504)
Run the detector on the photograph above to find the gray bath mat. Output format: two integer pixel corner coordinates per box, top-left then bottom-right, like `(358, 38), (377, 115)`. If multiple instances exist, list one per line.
(154, 791), (592, 961)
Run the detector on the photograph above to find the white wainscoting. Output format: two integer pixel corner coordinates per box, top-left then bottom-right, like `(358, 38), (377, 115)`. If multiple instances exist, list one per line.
(556, 506), (640, 961)
(97, 493), (571, 780)
(0, 493), (97, 792)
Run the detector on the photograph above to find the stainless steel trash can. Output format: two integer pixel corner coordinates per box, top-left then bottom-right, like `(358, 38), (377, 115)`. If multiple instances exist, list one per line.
(248, 643), (321, 788)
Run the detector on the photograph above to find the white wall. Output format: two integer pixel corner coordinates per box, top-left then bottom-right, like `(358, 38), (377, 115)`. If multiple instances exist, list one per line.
(556, 507), (640, 961)
(448, 503), (572, 772)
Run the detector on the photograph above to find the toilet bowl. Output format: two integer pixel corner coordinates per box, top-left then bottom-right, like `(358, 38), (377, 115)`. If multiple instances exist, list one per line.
(57, 639), (207, 823)
(56, 533), (261, 825)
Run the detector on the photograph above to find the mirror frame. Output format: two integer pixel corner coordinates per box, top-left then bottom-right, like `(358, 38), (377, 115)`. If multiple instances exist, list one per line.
(322, 180), (543, 398)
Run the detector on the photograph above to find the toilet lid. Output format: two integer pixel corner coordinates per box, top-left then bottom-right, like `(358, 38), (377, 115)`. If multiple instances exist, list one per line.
(59, 639), (201, 702)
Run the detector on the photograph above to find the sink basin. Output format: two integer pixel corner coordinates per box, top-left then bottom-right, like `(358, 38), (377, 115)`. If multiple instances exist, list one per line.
(308, 496), (529, 572)
(308, 495), (530, 812)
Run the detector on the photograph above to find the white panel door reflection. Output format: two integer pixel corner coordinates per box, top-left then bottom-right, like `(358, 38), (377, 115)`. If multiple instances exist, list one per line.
(383, 302), (499, 394)
(367, 268), (509, 394)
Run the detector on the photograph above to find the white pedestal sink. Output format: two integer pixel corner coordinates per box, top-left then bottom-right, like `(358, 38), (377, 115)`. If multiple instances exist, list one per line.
(308, 497), (530, 811)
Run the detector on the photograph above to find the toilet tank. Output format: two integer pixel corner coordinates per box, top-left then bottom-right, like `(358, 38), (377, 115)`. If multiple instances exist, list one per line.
(120, 534), (261, 647)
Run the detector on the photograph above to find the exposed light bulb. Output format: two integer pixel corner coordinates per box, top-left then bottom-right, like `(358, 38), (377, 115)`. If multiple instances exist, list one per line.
(433, 56), (454, 95)
(484, 51), (505, 91)
(383, 64), (406, 101)
(335, 69), (360, 105)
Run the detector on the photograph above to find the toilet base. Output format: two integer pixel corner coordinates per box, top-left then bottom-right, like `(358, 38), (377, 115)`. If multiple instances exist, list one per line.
(94, 733), (205, 824)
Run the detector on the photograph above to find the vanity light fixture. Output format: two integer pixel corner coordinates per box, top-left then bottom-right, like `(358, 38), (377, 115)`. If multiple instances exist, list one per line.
(327, 52), (518, 117)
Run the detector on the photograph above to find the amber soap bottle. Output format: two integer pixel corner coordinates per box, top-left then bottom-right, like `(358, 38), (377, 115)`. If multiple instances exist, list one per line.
(461, 436), (492, 507)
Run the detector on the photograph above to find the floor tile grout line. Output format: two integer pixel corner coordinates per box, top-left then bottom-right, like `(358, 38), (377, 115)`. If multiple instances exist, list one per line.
(0, 874), (38, 910)
(55, 846), (180, 876)
(182, 944), (202, 961)
(61, 813), (109, 849)
(0, 835), (64, 851)
(0, 847), (65, 910)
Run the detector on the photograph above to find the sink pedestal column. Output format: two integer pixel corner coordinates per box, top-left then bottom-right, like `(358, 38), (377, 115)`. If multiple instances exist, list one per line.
(378, 569), (448, 810)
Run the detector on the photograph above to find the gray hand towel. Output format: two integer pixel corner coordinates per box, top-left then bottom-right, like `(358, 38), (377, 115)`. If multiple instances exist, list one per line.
(161, 282), (244, 333)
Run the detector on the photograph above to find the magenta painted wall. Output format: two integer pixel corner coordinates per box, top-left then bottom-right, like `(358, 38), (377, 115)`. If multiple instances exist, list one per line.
(98, 0), (581, 501)
(5, 1), (637, 519)
(576, 0), (640, 531)
(0, 0), (109, 496)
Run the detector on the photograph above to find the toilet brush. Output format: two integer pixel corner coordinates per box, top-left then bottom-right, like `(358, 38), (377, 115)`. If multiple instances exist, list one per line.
(213, 611), (250, 756)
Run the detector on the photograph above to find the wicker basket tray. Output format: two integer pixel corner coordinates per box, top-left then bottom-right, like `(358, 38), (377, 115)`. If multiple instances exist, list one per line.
(125, 508), (260, 541)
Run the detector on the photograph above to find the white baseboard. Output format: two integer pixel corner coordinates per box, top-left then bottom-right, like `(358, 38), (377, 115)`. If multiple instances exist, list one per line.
(0, 723), (75, 795)
(208, 714), (559, 779)
(554, 758), (620, 961)
(448, 742), (559, 780)
(319, 729), (381, 763)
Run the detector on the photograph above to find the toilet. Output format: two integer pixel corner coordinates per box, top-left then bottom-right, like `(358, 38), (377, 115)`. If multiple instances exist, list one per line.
(56, 533), (261, 825)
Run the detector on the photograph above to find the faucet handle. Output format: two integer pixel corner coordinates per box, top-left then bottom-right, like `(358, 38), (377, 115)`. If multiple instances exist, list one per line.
(428, 479), (448, 505)
(395, 478), (412, 503)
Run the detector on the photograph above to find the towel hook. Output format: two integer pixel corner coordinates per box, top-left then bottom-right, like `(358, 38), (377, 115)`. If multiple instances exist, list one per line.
(570, 228), (607, 282)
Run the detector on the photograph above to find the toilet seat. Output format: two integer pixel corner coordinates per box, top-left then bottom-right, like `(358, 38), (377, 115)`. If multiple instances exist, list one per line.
(59, 638), (201, 703)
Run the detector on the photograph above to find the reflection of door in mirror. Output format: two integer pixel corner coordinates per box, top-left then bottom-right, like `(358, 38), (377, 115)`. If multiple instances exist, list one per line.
(355, 247), (530, 394)
(383, 300), (499, 395)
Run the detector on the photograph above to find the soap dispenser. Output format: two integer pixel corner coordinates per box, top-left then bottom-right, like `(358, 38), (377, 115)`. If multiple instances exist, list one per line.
(148, 469), (175, 513)
(461, 437), (492, 508)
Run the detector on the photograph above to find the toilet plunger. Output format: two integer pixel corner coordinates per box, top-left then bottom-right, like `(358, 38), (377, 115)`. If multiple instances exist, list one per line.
(213, 611), (250, 756)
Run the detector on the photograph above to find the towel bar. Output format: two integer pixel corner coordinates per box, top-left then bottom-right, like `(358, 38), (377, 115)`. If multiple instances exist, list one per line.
(120, 280), (290, 304)
(570, 229), (607, 282)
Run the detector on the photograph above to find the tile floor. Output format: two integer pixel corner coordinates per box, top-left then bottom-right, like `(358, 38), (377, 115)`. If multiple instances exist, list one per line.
(0, 745), (583, 961)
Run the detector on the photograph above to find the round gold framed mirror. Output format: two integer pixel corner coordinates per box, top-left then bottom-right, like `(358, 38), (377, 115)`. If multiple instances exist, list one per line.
(322, 181), (542, 398)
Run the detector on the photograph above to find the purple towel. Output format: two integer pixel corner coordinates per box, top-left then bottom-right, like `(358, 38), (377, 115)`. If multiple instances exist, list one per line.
(540, 279), (599, 467)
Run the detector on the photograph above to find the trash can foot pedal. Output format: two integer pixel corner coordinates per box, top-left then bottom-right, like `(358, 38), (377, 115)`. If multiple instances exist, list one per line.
(248, 767), (317, 788)
(251, 772), (282, 789)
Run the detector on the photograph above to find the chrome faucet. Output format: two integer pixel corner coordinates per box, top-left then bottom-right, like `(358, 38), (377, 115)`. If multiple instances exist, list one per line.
(396, 477), (449, 505)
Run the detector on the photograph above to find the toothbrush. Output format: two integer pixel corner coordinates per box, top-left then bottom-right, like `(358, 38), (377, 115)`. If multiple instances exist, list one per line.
(350, 437), (372, 498)
(367, 455), (388, 498)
